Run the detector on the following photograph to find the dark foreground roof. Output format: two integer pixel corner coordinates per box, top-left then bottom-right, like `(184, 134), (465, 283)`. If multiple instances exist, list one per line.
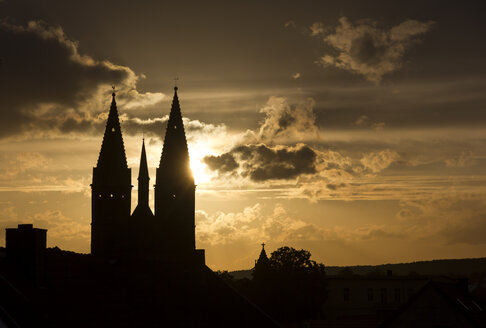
(0, 248), (279, 327)
(381, 280), (486, 328)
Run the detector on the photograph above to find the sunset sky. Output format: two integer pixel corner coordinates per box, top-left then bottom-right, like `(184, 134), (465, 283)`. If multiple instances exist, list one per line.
(1, 0), (485, 270)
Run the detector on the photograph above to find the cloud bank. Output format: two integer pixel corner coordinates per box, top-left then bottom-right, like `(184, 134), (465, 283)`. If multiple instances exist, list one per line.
(0, 20), (164, 139)
(196, 203), (400, 246)
(201, 96), (401, 201)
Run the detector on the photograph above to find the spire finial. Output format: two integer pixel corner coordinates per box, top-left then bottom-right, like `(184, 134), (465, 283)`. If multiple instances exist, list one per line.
(174, 77), (179, 91)
(112, 85), (116, 98)
(261, 242), (266, 249)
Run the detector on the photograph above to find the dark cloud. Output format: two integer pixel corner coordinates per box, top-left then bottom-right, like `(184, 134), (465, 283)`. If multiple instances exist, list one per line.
(204, 144), (318, 181)
(326, 183), (346, 191)
(203, 153), (239, 174)
(0, 20), (163, 138)
(234, 144), (317, 181)
(350, 32), (387, 66)
(10, 112), (167, 140)
(59, 117), (99, 134)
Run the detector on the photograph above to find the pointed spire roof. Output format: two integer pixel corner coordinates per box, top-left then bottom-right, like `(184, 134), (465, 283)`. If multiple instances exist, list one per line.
(138, 139), (149, 180)
(253, 243), (271, 281)
(133, 138), (153, 218)
(96, 92), (128, 170)
(257, 243), (269, 264)
(158, 87), (193, 181)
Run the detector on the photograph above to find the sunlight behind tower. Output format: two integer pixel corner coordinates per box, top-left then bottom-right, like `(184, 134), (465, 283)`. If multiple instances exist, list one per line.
(189, 146), (212, 185)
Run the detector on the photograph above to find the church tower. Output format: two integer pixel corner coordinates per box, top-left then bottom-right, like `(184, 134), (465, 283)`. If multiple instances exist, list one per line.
(91, 92), (132, 257)
(253, 243), (271, 282)
(155, 87), (196, 254)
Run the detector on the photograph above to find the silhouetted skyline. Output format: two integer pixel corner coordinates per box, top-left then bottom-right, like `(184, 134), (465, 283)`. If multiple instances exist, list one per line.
(1, 0), (486, 270)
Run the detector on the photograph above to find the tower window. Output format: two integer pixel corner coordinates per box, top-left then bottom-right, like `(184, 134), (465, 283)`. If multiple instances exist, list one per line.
(98, 194), (101, 198)
(110, 194), (114, 198)
(174, 125), (177, 130)
(112, 128), (115, 132)
(172, 194), (176, 198)
(121, 194), (124, 198)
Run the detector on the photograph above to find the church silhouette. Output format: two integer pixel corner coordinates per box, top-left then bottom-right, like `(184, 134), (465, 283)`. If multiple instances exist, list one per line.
(0, 87), (279, 327)
(91, 86), (204, 266)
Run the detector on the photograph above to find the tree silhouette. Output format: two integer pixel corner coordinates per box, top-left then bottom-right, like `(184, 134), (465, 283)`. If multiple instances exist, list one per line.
(251, 246), (327, 323)
(270, 246), (321, 273)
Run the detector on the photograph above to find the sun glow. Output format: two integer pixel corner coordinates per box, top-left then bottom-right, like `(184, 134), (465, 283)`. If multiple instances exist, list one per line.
(189, 145), (213, 185)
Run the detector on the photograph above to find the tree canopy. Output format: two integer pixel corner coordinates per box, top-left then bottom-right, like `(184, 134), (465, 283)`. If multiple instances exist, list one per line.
(251, 246), (327, 323)
(269, 246), (325, 275)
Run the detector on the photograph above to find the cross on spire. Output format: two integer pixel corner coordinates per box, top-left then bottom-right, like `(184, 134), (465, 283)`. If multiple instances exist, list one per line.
(261, 243), (265, 249)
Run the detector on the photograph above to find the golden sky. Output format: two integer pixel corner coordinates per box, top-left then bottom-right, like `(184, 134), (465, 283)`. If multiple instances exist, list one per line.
(1, 0), (485, 270)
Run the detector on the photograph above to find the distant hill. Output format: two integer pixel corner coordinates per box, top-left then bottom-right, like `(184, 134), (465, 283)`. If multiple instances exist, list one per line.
(229, 269), (253, 280)
(228, 257), (486, 279)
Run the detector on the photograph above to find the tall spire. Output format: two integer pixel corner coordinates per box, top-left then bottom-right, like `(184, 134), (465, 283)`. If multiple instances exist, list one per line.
(133, 139), (153, 217)
(158, 87), (193, 182)
(154, 86), (196, 253)
(138, 138), (149, 180)
(91, 91), (132, 257)
(96, 92), (128, 172)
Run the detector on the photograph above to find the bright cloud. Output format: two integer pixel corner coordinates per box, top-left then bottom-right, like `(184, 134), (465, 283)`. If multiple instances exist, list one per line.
(311, 17), (435, 82)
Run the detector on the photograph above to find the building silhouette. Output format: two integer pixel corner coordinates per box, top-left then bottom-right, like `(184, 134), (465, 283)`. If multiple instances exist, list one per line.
(253, 243), (271, 282)
(91, 87), (204, 265)
(0, 88), (280, 327)
(5, 224), (46, 284)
